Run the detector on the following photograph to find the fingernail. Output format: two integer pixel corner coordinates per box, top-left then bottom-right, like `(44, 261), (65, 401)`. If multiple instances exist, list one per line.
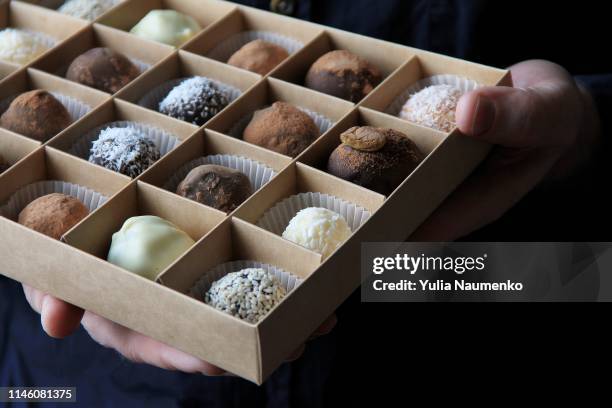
(471, 96), (496, 136)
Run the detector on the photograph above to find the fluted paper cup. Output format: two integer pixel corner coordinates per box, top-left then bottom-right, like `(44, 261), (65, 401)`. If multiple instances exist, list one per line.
(257, 192), (370, 237)
(0, 180), (107, 221)
(163, 154), (276, 193)
(0, 92), (91, 123)
(208, 30), (304, 63)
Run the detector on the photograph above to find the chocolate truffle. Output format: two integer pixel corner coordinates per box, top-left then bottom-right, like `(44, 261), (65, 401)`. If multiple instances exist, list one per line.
(0, 90), (72, 142)
(130, 10), (201, 47)
(177, 164), (253, 213)
(0, 28), (51, 65)
(58, 0), (117, 21)
(18, 193), (89, 240)
(305, 50), (382, 103)
(243, 102), (319, 157)
(159, 77), (229, 126)
(89, 127), (161, 178)
(327, 126), (424, 196)
(400, 84), (464, 132)
(0, 154), (10, 174)
(66, 47), (140, 94)
(282, 208), (352, 259)
(227, 40), (289, 75)
(107, 216), (195, 280)
(205, 268), (286, 324)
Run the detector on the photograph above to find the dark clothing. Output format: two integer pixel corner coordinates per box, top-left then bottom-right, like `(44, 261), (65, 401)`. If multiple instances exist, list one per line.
(1, 1), (610, 407)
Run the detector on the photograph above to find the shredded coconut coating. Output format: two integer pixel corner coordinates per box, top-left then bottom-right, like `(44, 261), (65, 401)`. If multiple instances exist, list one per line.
(205, 268), (286, 324)
(282, 208), (352, 259)
(0, 29), (52, 65)
(89, 127), (160, 178)
(400, 84), (464, 132)
(159, 77), (229, 126)
(58, 0), (117, 21)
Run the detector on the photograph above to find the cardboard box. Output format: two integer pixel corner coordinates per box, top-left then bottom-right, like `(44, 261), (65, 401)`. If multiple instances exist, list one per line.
(0, 61), (17, 81)
(0, 0), (512, 384)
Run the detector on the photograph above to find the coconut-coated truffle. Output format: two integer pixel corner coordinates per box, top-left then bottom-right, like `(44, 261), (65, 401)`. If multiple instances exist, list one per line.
(305, 50), (382, 103)
(0, 90), (72, 142)
(18, 193), (89, 240)
(58, 0), (117, 21)
(227, 40), (289, 75)
(177, 164), (253, 213)
(205, 268), (286, 324)
(282, 207), (352, 259)
(327, 126), (424, 196)
(88, 127), (160, 178)
(130, 10), (201, 47)
(159, 77), (229, 126)
(400, 84), (464, 132)
(66, 47), (140, 94)
(0, 28), (51, 65)
(243, 102), (320, 157)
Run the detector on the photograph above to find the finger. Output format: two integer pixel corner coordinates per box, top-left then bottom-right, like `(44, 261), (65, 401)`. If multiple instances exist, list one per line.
(286, 344), (306, 362)
(22, 285), (84, 339)
(309, 314), (338, 340)
(82, 312), (226, 376)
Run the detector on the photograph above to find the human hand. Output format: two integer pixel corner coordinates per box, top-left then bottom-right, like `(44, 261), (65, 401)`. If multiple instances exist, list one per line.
(413, 60), (601, 242)
(22, 284), (336, 375)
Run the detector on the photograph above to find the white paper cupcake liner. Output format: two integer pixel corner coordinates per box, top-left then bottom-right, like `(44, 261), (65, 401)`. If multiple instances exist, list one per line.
(208, 31), (304, 63)
(138, 76), (242, 114)
(0, 92), (91, 123)
(69, 120), (182, 162)
(163, 154), (277, 194)
(386, 74), (480, 117)
(229, 105), (333, 139)
(0, 180), (107, 221)
(188, 260), (302, 303)
(257, 192), (371, 237)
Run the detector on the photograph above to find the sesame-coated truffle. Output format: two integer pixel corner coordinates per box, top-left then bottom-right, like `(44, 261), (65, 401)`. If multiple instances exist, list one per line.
(66, 47), (140, 94)
(243, 102), (320, 157)
(327, 126), (424, 196)
(18, 193), (89, 240)
(0, 90), (72, 142)
(305, 50), (382, 103)
(177, 164), (253, 213)
(400, 84), (464, 132)
(159, 77), (229, 126)
(227, 39), (289, 75)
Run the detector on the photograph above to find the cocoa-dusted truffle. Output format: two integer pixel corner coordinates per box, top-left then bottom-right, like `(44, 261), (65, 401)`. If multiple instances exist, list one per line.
(177, 164), (253, 213)
(305, 50), (382, 103)
(0, 90), (72, 142)
(243, 102), (320, 157)
(227, 40), (289, 75)
(159, 77), (229, 126)
(327, 126), (424, 196)
(0, 154), (9, 174)
(66, 47), (140, 94)
(18, 193), (89, 240)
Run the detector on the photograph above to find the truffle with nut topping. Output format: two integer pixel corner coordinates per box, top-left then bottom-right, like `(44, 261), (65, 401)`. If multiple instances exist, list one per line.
(18, 193), (89, 240)
(243, 102), (320, 157)
(305, 50), (382, 102)
(227, 39), (289, 75)
(400, 84), (464, 132)
(327, 126), (424, 195)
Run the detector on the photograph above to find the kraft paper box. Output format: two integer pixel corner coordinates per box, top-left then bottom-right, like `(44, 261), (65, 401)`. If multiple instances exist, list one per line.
(0, 0), (512, 384)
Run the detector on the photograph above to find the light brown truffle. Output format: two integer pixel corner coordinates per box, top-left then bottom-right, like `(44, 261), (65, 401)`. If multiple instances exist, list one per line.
(243, 102), (320, 157)
(177, 164), (253, 213)
(227, 40), (289, 75)
(327, 127), (424, 196)
(0, 90), (72, 142)
(305, 50), (382, 102)
(66, 47), (140, 94)
(18, 193), (89, 240)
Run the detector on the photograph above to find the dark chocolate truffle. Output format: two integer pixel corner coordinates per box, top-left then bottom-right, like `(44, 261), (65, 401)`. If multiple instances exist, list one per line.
(89, 127), (161, 178)
(159, 77), (229, 126)
(177, 164), (253, 213)
(66, 47), (140, 94)
(243, 102), (320, 157)
(327, 126), (424, 196)
(227, 40), (289, 75)
(0, 90), (72, 142)
(305, 50), (382, 103)
(0, 154), (9, 174)
(18, 193), (89, 240)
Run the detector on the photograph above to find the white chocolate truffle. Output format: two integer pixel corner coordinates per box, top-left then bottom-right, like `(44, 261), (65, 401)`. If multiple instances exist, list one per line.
(130, 10), (201, 47)
(205, 268), (286, 324)
(400, 84), (464, 132)
(282, 208), (352, 259)
(0, 29), (52, 65)
(107, 216), (195, 280)
(58, 0), (117, 21)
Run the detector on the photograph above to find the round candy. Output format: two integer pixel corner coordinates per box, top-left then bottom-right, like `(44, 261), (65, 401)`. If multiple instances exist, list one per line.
(58, 0), (117, 21)
(130, 10), (201, 47)
(227, 40), (289, 75)
(400, 84), (464, 132)
(159, 77), (229, 126)
(18, 193), (89, 240)
(0, 28), (51, 65)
